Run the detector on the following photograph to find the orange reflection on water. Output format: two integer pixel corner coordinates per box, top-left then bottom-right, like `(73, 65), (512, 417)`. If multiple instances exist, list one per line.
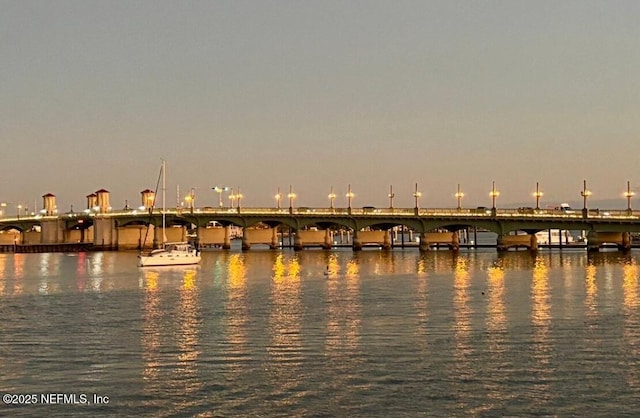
(452, 254), (473, 387)
(175, 268), (201, 392)
(622, 260), (639, 389)
(0, 256), (6, 296)
(325, 253), (340, 277)
(584, 263), (597, 315)
(12, 254), (25, 295)
(486, 260), (506, 336)
(530, 254), (552, 407)
(622, 261), (638, 311)
(142, 270), (161, 382)
(326, 255), (361, 358)
(532, 256), (550, 325)
(224, 253), (248, 372)
(453, 255), (471, 333)
(267, 254), (303, 396)
(228, 254), (247, 290)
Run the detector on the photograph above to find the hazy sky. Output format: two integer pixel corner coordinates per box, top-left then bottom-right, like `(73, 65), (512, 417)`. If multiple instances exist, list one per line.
(2, 0), (640, 212)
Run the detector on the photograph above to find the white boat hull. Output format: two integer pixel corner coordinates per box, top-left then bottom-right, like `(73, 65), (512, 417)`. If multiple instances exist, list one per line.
(138, 242), (201, 267)
(138, 254), (201, 267)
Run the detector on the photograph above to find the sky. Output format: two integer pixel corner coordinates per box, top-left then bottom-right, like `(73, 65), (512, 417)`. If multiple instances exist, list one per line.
(2, 0), (640, 213)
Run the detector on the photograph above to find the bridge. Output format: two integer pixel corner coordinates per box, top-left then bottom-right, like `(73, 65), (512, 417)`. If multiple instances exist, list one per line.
(1, 202), (639, 253)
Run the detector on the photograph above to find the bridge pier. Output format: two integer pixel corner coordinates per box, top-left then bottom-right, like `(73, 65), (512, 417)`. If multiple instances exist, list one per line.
(419, 232), (430, 251)
(242, 228), (250, 251)
(383, 230), (391, 250)
(224, 226), (231, 249)
(587, 231), (631, 252)
(293, 232), (303, 251)
(324, 229), (332, 250)
(352, 230), (362, 251)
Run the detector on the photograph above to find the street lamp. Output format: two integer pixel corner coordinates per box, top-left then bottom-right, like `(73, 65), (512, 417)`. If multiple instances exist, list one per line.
(0, 202), (6, 217)
(236, 187), (243, 212)
(624, 180), (635, 214)
(581, 179), (592, 218)
(275, 187), (282, 209)
(533, 182), (543, 210)
(287, 185), (296, 214)
(489, 181), (500, 215)
(454, 183), (464, 210)
(212, 186), (230, 208)
(17, 204), (22, 219)
(183, 188), (195, 213)
(413, 183), (422, 214)
(346, 184), (354, 214)
(388, 185), (395, 209)
(328, 186), (336, 209)
(229, 188), (237, 209)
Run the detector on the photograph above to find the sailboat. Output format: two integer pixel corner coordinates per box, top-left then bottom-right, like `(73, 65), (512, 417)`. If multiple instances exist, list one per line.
(138, 160), (201, 267)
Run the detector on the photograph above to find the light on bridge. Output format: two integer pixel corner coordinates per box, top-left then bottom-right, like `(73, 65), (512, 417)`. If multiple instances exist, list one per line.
(413, 183), (422, 213)
(346, 184), (354, 214)
(454, 183), (464, 210)
(581, 179), (592, 218)
(387, 185), (395, 209)
(533, 182), (543, 210)
(275, 187), (282, 209)
(213, 186), (230, 208)
(328, 186), (336, 209)
(489, 181), (500, 212)
(236, 187), (243, 212)
(287, 185), (296, 214)
(624, 180), (635, 213)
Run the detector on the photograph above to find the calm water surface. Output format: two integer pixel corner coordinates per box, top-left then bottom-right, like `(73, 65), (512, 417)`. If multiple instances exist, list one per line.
(1, 248), (639, 416)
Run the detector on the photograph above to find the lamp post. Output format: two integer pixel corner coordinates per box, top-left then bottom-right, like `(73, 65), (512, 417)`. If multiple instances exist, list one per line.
(581, 180), (591, 219)
(17, 204), (22, 219)
(0, 202), (6, 217)
(489, 181), (499, 216)
(533, 182), (543, 210)
(454, 183), (464, 210)
(188, 188), (195, 213)
(236, 187), (243, 213)
(346, 184), (354, 214)
(213, 186), (230, 208)
(388, 185), (395, 209)
(624, 180), (634, 214)
(287, 185), (296, 214)
(229, 188), (236, 209)
(328, 186), (336, 209)
(413, 183), (422, 215)
(275, 187), (282, 209)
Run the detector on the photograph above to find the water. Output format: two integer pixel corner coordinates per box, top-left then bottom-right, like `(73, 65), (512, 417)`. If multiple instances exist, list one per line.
(1, 248), (639, 416)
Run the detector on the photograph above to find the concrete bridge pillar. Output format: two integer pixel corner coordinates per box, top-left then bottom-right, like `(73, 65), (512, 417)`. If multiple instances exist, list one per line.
(419, 232), (430, 251)
(94, 217), (117, 250)
(383, 230), (391, 250)
(293, 231), (303, 251)
(153, 224), (162, 249)
(223, 226), (231, 249)
(497, 234), (506, 251)
(242, 228), (250, 251)
(270, 228), (278, 249)
(352, 230), (362, 251)
(323, 229), (332, 250)
(530, 233), (538, 251)
(622, 232), (631, 251)
(452, 231), (459, 251)
(586, 231), (599, 252)
(41, 219), (65, 244)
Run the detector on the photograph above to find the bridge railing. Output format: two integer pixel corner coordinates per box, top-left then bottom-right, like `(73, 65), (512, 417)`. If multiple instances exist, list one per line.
(2, 207), (639, 221)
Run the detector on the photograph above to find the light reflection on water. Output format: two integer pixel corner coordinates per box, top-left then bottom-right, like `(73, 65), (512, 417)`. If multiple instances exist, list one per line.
(1, 250), (640, 415)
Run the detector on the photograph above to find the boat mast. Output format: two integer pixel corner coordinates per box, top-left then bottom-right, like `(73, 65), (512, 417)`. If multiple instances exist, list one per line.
(162, 159), (167, 244)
